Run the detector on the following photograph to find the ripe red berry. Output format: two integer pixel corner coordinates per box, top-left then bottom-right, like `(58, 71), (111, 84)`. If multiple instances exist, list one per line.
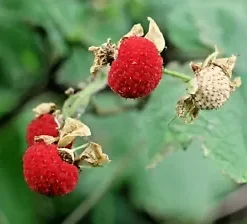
(26, 114), (58, 147)
(23, 142), (79, 196)
(108, 36), (163, 98)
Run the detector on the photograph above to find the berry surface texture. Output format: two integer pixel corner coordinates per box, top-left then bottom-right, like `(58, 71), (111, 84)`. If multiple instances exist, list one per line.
(26, 114), (58, 146)
(108, 36), (163, 98)
(23, 143), (79, 196)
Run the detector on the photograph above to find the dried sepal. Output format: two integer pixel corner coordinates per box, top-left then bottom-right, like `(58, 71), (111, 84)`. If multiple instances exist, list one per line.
(77, 142), (110, 167)
(34, 135), (59, 144)
(58, 148), (75, 164)
(144, 17), (165, 53)
(119, 17), (165, 52)
(119, 23), (144, 45)
(53, 112), (65, 130)
(89, 38), (117, 76)
(212, 55), (237, 78)
(175, 95), (200, 124)
(58, 117), (91, 147)
(190, 62), (202, 73)
(33, 103), (57, 118)
(230, 77), (242, 92)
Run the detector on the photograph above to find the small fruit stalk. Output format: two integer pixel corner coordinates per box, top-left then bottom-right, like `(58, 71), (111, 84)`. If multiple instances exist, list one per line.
(176, 46), (241, 123)
(23, 103), (110, 197)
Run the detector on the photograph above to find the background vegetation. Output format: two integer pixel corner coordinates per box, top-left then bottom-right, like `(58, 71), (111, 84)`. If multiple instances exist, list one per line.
(0, 0), (247, 223)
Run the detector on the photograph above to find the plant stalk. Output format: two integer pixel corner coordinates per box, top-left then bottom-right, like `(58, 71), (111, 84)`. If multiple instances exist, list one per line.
(72, 143), (89, 152)
(163, 68), (191, 82)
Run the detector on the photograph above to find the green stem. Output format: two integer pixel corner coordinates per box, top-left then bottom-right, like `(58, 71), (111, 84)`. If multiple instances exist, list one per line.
(163, 68), (191, 82)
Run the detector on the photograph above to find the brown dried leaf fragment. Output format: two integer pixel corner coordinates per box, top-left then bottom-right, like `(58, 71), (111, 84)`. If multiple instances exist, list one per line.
(58, 117), (91, 147)
(34, 135), (59, 144)
(175, 95), (200, 123)
(89, 38), (117, 76)
(53, 112), (65, 130)
(77, 142), (110, 167)
(33, 103), (57, 117)
(58, 148), (75, 164)
(230, 77), (242, 93)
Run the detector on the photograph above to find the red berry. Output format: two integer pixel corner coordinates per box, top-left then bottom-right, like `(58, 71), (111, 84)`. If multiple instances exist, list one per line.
(23, 143), (79, 196)
(26, 114), (58, 147)
(108, 36), (163, 98)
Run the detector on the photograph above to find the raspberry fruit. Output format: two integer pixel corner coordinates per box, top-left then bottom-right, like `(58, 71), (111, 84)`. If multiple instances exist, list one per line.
(26, 114), (58, 147)
(191, 65), (232, 110)
(175, 47), (241, 123)
(23, 142), (79, 196)
(108, 36), (163, 98)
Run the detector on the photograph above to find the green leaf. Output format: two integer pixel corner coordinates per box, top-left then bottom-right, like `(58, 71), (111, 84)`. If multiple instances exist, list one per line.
(130, 138), (235, 222)
(0, 121), (38, 224)
(171, 89), (247, 183)
(138, 62), (192, 159)
(57, 48), (93, 86)
(0, 20), (42, 90)
(14, 0), (132, 58)
(20, 0), (84, 57)
(140, 61), (247, 183)
(92, 192), (115, 224)
(147, 0), (247, 183)
(78, 1), (131, 46)
(0, 89), (19, 117)
(164, 0), (247, 76)
(0, 18), (43, 117)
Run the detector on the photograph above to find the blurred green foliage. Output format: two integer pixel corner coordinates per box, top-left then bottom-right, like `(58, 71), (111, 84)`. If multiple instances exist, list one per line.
(0, 0), (247, 223)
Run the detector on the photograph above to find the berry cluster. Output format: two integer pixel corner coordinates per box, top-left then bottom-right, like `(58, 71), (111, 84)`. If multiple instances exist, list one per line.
(23, 103), (110, 197)
(23, 104), (79, 196)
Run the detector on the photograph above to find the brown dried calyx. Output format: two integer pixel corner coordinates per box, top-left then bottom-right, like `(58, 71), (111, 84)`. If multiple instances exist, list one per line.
(36, 116), (92, 148)
(31, 103), (110, 168)
(75, 142), (111, 168)
(32, 103), (57, 118)
(176, 46), (241, 123)
(58, 141), (111, 170)
(89, 38), (117, 76)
